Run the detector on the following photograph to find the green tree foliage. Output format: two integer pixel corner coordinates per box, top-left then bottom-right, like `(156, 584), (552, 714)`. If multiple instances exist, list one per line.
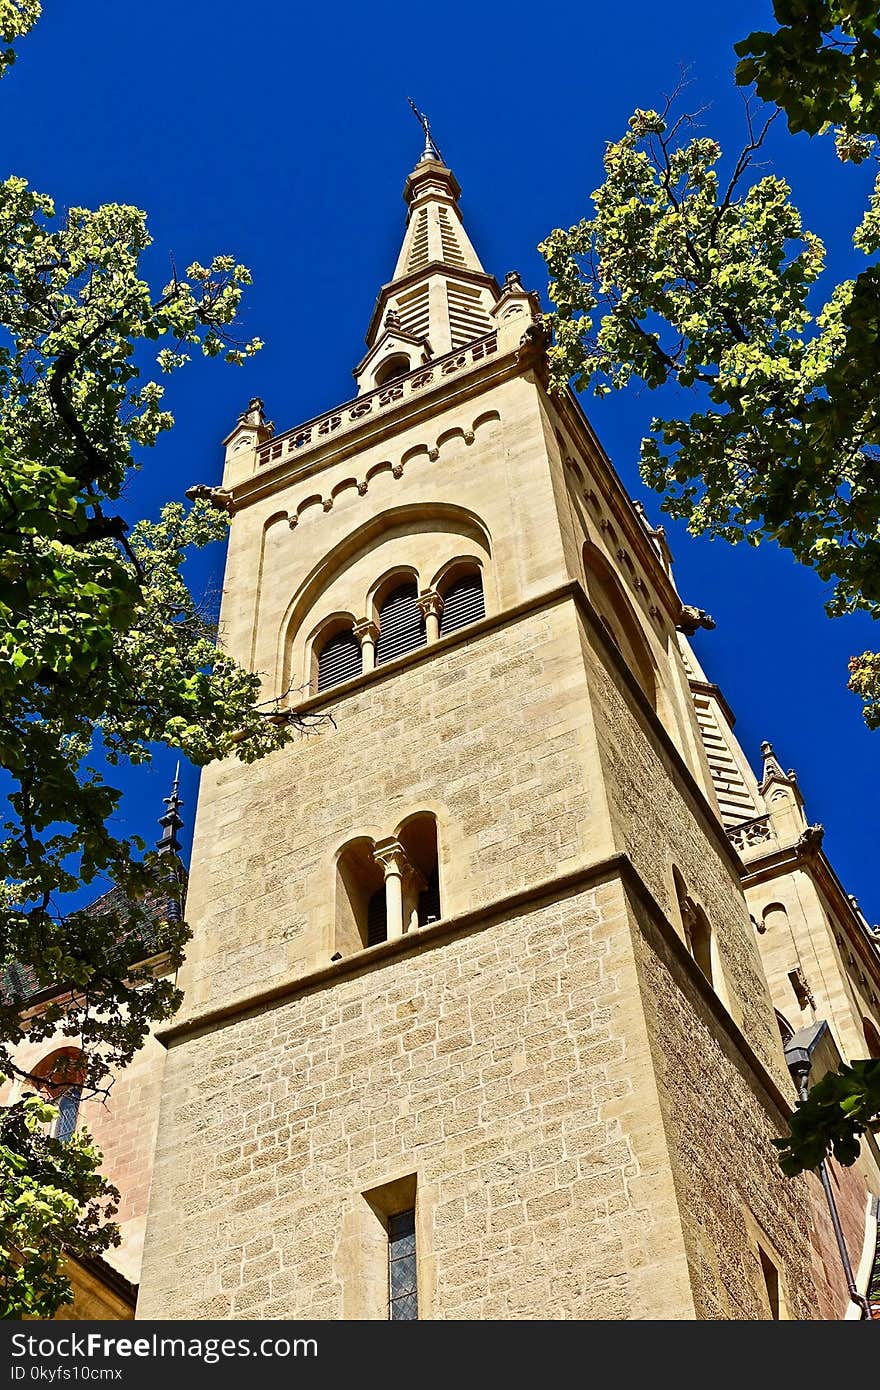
(0, 1), (39, 79)
(735, 1), (880, 151)
(0, 6), (296, 1311)
(540, 99), (880, 727)
(1, 1096), (119, 1319)
(775, 1059), (880, 1174)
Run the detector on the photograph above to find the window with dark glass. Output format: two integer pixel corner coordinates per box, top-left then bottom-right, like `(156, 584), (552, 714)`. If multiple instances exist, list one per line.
(317, 627), (362, 692)
(388, 1209), (418, 1320)
(376, 583), (426, 665)
(54, 1085), (81, 1143)
(439, 571), (485, 636)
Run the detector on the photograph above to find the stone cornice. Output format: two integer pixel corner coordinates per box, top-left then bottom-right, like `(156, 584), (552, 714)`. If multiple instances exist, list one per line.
(688, 678), (737, 729)
(157, 853), (794, 1126)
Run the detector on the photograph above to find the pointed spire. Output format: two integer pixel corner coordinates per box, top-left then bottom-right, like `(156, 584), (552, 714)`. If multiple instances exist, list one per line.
(354, 112), (501, 391)
(156, 762), (184, 856)
(759, 740), (794, 793)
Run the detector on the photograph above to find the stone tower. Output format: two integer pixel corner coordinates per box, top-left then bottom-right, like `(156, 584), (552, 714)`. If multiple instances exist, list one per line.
(136, 136), (836, 1320)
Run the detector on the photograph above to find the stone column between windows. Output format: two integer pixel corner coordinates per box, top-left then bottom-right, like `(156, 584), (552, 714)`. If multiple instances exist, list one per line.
(373, 838), (414, 940)
(417, 589), (444, 643)
(353, 618), (380, 672)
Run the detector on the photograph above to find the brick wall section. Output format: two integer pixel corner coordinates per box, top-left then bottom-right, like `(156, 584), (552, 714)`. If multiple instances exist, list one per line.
(808, 1162), (871, 1319)
(630, 903), (816, 1319)
(138, 882), (703, 1320)
(1, 1030), (166, 1283)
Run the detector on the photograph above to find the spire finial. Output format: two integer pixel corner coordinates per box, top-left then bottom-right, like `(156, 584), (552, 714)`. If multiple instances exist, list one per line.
(407, 97), (443, 163)
(157, 761), (184, 856)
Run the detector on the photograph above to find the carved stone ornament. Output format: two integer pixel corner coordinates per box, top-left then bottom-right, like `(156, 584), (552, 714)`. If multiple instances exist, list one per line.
(797, 823), (825, 856)
(516, 321), (551, 377)
(676, 604), (716, 636)
(184, 483), (235, 515)
(428, 447), (440, 462)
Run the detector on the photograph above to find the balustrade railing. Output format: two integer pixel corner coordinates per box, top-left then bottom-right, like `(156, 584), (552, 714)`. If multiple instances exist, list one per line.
(257, 333), (499, 470)
(726, 814), (774, 853)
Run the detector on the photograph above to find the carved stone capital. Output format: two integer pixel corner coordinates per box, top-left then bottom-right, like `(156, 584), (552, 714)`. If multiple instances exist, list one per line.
(373, 838), (411, 880)
(416, 589), (444, 620)
(353, 618), (379, 645)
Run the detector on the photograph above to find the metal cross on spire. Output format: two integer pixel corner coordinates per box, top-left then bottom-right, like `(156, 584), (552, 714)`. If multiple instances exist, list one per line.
(407, 97), (443, 163)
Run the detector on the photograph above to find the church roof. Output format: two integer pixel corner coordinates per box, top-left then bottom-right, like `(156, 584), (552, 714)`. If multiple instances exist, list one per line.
(1, 772), (187, 1009)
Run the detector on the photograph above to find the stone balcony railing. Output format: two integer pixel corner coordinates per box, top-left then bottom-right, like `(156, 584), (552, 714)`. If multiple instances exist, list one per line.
(256, 332), (500, 471)
(726, 814), (776, 855)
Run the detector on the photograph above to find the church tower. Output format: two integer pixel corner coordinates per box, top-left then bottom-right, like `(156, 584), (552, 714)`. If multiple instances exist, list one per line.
(137, 131), (828, 1319)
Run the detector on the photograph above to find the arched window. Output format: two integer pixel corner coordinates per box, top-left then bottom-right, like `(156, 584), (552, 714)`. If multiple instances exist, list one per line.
(762, 902), (789, 935)
(334, 816), (441, 957)
(582, 541), (656, 708)
(864, 1018), (880, 1059)
(375, 354), (411, 387)
(32, 1048), (84, 1144)
(673, 868), (714, 987)
(376, 583), (426, 666)
(317, 625), (362, 691)
(439, 570), (485, 637)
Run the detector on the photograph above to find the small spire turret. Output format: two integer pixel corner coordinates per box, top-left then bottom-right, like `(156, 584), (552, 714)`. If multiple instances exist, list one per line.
(157, 762), (184, 856)
(759, 740), (793, 793)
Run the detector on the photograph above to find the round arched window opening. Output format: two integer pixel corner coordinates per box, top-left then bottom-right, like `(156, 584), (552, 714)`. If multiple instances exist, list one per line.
(375, 354), (411, 387)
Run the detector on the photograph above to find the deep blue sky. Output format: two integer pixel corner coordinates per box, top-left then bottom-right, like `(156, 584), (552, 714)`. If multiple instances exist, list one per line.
(7, 1), (878, 920)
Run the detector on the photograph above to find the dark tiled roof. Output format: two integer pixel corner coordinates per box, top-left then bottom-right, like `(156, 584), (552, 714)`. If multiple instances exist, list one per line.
(1, 862), (186, 1008)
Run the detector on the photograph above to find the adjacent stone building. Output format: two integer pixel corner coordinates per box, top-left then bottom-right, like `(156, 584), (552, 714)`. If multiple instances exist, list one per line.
(6, 129), (880, 1319)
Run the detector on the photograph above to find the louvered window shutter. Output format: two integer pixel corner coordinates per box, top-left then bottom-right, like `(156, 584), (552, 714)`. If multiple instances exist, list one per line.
(418, 867), (441, 927)
(367, 888), (387, 946)
(376, 583), (426, 666)
(317, 628), (362, 691)
(439, 572), (485, 636)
